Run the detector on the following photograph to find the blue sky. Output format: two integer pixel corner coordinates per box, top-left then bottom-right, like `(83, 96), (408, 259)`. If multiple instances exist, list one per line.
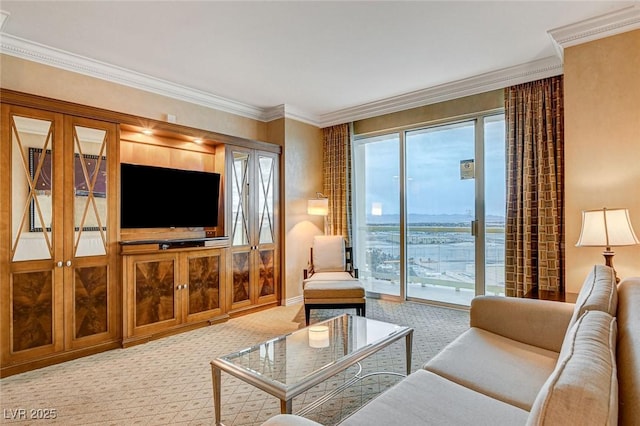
(360, 117), (506, 219)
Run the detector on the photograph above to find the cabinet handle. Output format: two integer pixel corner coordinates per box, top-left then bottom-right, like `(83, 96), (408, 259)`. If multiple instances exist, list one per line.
(66, 260), (72, 267)
(56, 261), (63, 268)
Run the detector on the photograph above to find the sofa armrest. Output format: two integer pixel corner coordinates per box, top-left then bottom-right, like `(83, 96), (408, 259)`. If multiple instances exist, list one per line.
(470, 296), (574, 352)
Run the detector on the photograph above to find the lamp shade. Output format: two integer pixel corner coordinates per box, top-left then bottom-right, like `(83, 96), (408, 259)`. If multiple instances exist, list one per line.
(308, 325), (330, 348)
(307, 198), (328, 216)
(576, 208), (640, 248)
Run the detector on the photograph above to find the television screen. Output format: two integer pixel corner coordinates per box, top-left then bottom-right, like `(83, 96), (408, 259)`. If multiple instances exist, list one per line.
(120, 163), (220, 229)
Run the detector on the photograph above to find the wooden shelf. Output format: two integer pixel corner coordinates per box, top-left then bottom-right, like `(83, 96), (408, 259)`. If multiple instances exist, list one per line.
(119, 237), (230, 254)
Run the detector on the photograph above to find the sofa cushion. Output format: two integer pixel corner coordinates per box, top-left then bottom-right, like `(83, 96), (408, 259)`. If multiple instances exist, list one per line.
(569, 264), (617, 327)
(303, 280), (365, 300)
(470, 296), (574, 352)
(303, 271), (357, 283)
(527, 310), (618, 426)
(313, 236), (346, 272)
(340, 369), (529, 426)
(424, 328), (558, 411)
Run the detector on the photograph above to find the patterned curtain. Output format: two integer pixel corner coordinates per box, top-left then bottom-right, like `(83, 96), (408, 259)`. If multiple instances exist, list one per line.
(505, 76), (565, 297)
(322, 123), (352, 244)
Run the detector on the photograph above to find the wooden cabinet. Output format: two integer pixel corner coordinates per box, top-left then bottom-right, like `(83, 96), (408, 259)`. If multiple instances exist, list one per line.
(0, 90), (283, 375)
(121, 243), (228, 346)
(0, 104), (119, 377)
(227, 146), (279, 313)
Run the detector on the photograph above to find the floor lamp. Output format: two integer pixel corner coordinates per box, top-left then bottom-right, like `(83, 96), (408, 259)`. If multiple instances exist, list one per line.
(307, 192), (329, 235)
(576, 207), (639, 283)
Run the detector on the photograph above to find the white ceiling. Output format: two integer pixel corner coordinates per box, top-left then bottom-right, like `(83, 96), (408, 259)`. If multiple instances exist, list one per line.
(1, 1), (639, 127)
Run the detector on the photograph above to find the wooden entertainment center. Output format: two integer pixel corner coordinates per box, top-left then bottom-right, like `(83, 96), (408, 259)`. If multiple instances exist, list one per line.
(0, 90), (281, 377)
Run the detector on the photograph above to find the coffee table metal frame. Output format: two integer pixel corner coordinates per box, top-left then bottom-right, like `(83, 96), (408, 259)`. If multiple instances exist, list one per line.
(210, 314), (413, 426)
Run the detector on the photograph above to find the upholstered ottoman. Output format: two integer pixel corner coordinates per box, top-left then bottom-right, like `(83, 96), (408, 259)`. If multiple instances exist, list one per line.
(303, 280), (366, 325)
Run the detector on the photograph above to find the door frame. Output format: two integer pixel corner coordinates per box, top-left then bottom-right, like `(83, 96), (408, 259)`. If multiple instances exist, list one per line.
(352, 109), (504, 307)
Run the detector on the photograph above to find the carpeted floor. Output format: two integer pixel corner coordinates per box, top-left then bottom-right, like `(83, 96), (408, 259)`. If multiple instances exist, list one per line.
(0, 299), (469, 425)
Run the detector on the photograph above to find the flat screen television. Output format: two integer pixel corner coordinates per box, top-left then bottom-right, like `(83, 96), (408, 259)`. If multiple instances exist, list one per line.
(120, 163), (221, 229)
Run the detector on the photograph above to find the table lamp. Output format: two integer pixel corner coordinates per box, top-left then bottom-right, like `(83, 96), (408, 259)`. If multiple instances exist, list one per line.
(576, 207), (639, 282)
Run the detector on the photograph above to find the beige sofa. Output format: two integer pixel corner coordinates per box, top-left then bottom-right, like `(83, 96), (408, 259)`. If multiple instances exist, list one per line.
(264, 264), (640, 425)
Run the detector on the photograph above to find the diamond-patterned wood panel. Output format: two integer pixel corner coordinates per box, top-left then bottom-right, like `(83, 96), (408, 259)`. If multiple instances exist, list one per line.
(74, 266), (108, 338)
(188, 255), (220, 314)
(259, 250), (274, 297)
(135, 260), (175, 326)
(12, 271), (53, 352)
(232, 252), (250, 303)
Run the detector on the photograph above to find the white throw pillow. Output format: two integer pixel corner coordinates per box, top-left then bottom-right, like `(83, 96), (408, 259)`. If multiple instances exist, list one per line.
(312, 235), (346, 272)
(569, 264), (617, 328)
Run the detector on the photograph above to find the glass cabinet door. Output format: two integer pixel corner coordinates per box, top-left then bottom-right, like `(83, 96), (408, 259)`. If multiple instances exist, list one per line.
(230, 149), (252, 305)
(256, 153), (277, 298)
(72, 124), (109, 257)
(257, 154), (275, 245)
(66, 118), (116, 346)
(1, 107), (118, 368)
(231, 150), (250, 247)
(4, 108), (64, 358)
(227, 147), (278, 309)
(11, 114), (60, 263)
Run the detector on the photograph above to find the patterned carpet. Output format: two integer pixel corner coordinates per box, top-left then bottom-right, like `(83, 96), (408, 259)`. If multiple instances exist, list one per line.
(0, 300), (469, 425)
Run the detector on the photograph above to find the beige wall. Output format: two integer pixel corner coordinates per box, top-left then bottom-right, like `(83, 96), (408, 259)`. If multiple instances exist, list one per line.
(282, 118), (324, 303)
(564, 29), (640, 291)
(0, 54), (267, 141)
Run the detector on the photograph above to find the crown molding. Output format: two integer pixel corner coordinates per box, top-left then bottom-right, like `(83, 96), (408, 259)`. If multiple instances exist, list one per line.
(0, 31), (562, 130)
(284, 105), (321, 127)
(0, 33), (268, 121)
(10, 6), (637, 130)
(262, 105), (286, 122)
(317, 56), (563, 128)
(548, 4), (640, 57)
(262, 104), (322, 126)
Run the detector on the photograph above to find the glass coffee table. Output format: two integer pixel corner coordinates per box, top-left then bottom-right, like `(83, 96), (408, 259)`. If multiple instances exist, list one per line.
(210, 314), (413, 425)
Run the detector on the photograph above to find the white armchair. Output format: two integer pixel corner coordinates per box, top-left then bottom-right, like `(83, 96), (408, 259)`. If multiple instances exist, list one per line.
(302, 236), (365, 325)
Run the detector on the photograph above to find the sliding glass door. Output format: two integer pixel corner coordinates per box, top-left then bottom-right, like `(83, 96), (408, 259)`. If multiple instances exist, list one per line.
(353, 113), (505, 306)
(405, 121), (476, 305)
(353, 134), (401, 297)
